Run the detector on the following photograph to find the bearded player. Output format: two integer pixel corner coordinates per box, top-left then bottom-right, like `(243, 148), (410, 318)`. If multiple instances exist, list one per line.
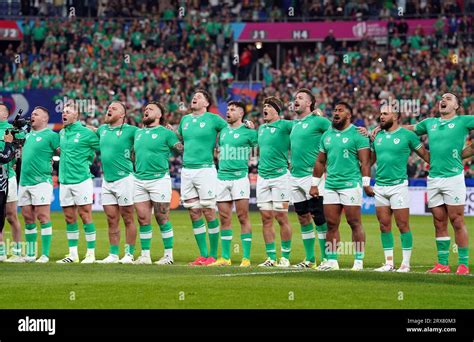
(91, 102), (138, 264)
(372, 104), (430, 272)
(209, 101), (257, 267)
(310, 102), (374, 271)
(289, 89), (331, 268)
(134, 102), (183, 265)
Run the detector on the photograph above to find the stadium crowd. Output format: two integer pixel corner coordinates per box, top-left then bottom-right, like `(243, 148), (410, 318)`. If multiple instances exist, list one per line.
(2, 0), (472, 21)
(0, 3), (473, 181)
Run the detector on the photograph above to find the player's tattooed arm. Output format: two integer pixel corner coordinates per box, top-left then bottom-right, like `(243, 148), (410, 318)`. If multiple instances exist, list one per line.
(414, 145), (430, 164)
(172, 142), (184, 154)
(309, 152), (326, 198)
(358, 148), (375, 197)
(461, 144), (473, 159)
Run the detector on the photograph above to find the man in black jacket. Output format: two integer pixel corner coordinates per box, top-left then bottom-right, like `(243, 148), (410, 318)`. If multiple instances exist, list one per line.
(0, 130), (18, 262)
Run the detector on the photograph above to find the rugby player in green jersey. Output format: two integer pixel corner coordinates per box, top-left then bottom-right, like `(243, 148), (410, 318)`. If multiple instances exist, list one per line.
(91, 102), (138, 264)
(409, 93), (473, 275)
(310, 102), (374, 271)
(208, 101), (257, 267)
(57, 102), (100, 264)
(16, 106), (59, 263)
(289, 89), (332, 268)
(256, 97), (293, 267)
(0, 104), (23, 262)
(177, 89), (227, 266)
(134, 102), (183, 265)
(371, 104), (430, 273)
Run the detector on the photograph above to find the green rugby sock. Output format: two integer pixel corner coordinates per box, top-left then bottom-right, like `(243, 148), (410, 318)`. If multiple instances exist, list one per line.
(458, 247), (469, 266)
(207, 218), (220, 259)
(301, 223), (315, 263)
(159, 221), (174, 250)
(221, 229), (232, 260)
(316, 223), (328, 260)
(66, 222), (79, 248)
(192, 219), (208, 258)
(139, 225), (152, 251)
(40, 222), (52, 257)
(436, 237), (450, 266)
(25, 223), (37, 257)
(83, 223), (96, 250)
(265, 242), (276, 261)
(241, 233), (252, 260)
(281, 240), (291, 259)
(381, 231), (394, 264)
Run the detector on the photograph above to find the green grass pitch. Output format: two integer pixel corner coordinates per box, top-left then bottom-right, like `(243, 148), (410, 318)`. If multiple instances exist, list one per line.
(0, 211), (472, 309)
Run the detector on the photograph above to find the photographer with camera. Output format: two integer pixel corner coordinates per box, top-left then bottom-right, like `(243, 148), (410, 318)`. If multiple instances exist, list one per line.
(0, 104), (23, 262)
(0, 105), (20, 262)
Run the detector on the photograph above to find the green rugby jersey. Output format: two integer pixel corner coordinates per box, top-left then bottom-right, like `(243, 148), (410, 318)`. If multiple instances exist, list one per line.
(290, 114), (331, 178)
(258, 119), (293, 179)
(59, 121), (99, 185)
(97, 124), (137, 182)
(19, 128), (59, 186)
(414, 115), (474, 178)
(372, 127), (422, 186)
(178, 112), (227, 169)
(134, 125), (179, 180)
(217, 124), (258, 180)
(319, 124), (370, 190)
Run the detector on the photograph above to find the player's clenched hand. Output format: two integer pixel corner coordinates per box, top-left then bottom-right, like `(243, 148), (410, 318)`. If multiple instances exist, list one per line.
(364, 186), (375, 197)
(309, 185), (319, 198)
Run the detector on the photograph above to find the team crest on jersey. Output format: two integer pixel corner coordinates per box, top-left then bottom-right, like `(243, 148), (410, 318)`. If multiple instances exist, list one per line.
(377, 138), (382, 144)
(200, 122), (206, 128)
(116, 131), (122, 136)
(234, 133), (240, 139)
(136, 134), (142, 140)
(152, 134), (158, 139)
(183, 123), (189, 130)
(393, 138), (400, 144)
(448, 123), (455, 128)
(101, 131), (107, 136)
(75, 133), (81, 138)
(270, 128), (276, 134)
(431, 124), (437, 130)
(342, 137), (348, 143)
(36, 137), (42, 142)
(326, 137), (331, 143)
(302, 123), (308, 129)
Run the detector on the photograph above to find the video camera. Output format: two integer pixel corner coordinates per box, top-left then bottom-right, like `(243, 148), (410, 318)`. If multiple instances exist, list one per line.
(5, 109), (32, 147)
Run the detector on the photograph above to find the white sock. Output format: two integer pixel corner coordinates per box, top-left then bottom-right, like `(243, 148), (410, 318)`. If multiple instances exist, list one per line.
(164, 249), (173, 259)
(142, 250), (150, 257)
(354, 259), (363, 266)
(384, 249), (394, 266)
(87, 248), (95, 255)
(402, 249), (412, 266)
(69, 246), (78, 258)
